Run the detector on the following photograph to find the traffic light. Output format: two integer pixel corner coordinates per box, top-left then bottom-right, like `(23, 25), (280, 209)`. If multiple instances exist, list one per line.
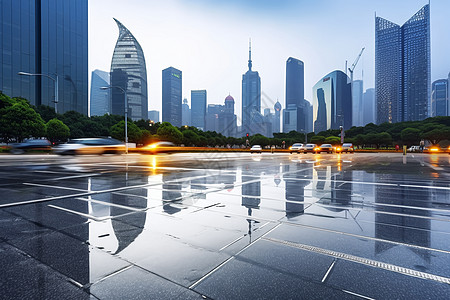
(246, 133), (249, 137)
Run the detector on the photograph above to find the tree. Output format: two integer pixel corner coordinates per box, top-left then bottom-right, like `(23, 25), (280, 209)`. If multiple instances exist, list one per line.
(374, 132), (392, 148)
(324, 136), (341, 145)
(400, 128), (421, 146)
(35, 105), (58, 122)
(310, 135), (325, 145)
(422, 127), (450, 145)
(156, 122), (182, 144)
(46, 118), (70, 143)
(250, 134), (270, 147)
(0, 97), (46, 143)
(182, 130), (199, 146)
(110, 121), (142, 143)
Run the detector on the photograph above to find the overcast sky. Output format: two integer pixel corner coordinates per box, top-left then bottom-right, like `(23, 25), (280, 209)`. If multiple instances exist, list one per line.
(89, 0), (450, 121)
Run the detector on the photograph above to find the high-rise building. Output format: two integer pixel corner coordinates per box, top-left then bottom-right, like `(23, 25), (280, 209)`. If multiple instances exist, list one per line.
(148, 110), (159, 123)
(283, 57), (308, 133)
(182, 99), (191, 126)
(363, 88), (376, 125)
(242, 40), (263, 135)
(111, 18), (148, 121)
(312, 70), (352, 133)
(219, 95), (237, 137)
(375, 4), (430, 124)
(205, 104), (223, 132)
(273, 101), (282, 133)
(90, 70), (110, 117)
(191, 90), (207, 130)
(352, 80), (364, 127)
(431, 79), (448, 117)
(162, 67), (182, 127)
(0, 0), (88, 114)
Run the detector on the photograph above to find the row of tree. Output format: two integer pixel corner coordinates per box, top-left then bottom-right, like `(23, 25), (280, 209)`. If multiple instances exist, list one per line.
(1, 92), (449, 148)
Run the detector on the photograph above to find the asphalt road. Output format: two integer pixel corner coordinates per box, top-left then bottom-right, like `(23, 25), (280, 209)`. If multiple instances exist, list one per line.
(1, 152), (450, 299)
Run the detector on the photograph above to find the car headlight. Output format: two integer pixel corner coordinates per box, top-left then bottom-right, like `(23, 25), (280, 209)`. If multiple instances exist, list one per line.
(337, 148), (341, 151)
(314, 148), (320, 151)
(289, 146), (292, 150)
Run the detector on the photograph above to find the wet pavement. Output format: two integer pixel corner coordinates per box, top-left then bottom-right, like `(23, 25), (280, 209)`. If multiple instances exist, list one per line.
(0, 152), (450, 299)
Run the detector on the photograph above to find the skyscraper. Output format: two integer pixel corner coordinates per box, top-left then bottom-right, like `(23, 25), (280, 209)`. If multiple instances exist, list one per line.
(352, 80), (364, 127)
(375, 4), (430, 124)
(363, 88), (376, 125)
(191, 90), (207, 130)
(312, 70), (352, 133)
(182, 99), (191, 126)
(148, 110), (159, 123)
(162, 67), (182, 127)
(242, 40), (262, 135)
(219, 95), (237, 137)
(90, 70), (110, 117)
(273, 101), (282, 133)
(0, 0), (88, 114)
(431, 79), (448, 117)
(111, 18), (148, 121)
(283, 57), (307, 133)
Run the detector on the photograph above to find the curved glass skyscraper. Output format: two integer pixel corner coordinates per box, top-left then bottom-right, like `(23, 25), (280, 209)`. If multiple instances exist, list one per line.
(110, 18), (148, 121)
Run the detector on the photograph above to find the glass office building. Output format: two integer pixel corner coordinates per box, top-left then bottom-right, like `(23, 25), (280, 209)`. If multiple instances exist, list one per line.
(0, 0), (88, 114)
(375, 4), (430, 123)
(90, 70), (110, 117)
(110, 18), (148, 121)
(431, 79), (448, 117)
(162, 67), (182, 127)
(312, 70), (351, 133)
(191, 90), (207, 130)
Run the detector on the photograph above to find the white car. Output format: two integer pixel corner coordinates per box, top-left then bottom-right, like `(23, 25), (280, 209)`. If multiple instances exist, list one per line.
(289, 143), (303, 154)
(53, 138), (125, 155)
(250, 145), (262, 154)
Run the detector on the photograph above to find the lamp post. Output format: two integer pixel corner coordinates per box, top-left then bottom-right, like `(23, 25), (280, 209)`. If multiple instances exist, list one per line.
(18, 72), (59, 113)
(101, 86), (128, 154)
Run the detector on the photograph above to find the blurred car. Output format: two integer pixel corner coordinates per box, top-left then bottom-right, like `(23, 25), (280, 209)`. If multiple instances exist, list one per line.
(10, 139), (52, 154)
(289, 143), (303, 154)
(302, 143), (318, 153)
(341, 143), (354, 153)
(314, 144), (333, 154)
(250, 145), (262, 154)
(142, 141), (175, 154)
(53, 138), (125, 155)
(407, 145), (421, 152)
(424, 145), (442, 153)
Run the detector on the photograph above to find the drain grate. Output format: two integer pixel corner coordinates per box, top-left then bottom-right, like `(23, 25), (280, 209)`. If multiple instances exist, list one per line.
(263, 237), (450, 285)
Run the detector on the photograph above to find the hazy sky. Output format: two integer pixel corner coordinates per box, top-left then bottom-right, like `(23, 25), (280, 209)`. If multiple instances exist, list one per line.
(89, 0), (450, 121)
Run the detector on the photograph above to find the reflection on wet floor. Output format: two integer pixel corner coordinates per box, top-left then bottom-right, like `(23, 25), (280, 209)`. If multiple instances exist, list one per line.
(0, 152), (450, 299)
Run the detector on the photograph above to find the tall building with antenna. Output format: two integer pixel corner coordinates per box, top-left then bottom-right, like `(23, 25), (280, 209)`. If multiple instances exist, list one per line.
(241, 40), (263, 135)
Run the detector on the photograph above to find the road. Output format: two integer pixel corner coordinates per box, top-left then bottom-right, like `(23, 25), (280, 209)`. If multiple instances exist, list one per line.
(1, 152), (450, 299)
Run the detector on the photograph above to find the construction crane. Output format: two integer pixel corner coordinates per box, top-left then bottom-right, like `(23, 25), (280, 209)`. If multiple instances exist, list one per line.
(348, 47), (365, 126)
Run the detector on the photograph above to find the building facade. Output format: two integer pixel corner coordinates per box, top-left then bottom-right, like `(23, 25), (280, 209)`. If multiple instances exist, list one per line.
(375, 4), (430, 124)
(0, 0), (88, 114)
(191, 90), (207, 130)
(182, 99), (191, 126)
(242, 41), (263, 135)
(312, 70), (352, 133)
(431, 79), (448, 117)
(352, 80), (364, 127)
(219, 95), (237, 137)
(90, 70), (110, 117)
(162, 67), (182, 127)
(273, 101), (282, 133)
(110, 18), (148, 121)
(363, 88), (376, 125)
(148, 110), (159, 123)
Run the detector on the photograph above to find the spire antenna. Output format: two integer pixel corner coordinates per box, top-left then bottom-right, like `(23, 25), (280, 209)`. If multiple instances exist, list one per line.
(248, 38), (252, 71)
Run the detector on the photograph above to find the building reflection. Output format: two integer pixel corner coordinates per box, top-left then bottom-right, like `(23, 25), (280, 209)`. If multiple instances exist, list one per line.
(283, 164), (312, 218)
(241, 167), (261, 242)
(375, 173), (431, 264)
(162, 172), (183, 214)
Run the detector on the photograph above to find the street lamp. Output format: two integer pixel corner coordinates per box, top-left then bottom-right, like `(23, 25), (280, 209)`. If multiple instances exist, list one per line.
(18, 72), (59, 113)
(100, 85), (128, 154)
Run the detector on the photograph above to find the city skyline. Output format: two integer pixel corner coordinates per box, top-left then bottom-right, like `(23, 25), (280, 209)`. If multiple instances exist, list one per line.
(88, 1), (450, 124)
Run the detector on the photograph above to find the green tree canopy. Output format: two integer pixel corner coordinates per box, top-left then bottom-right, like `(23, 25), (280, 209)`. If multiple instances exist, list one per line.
(324, 136), (341, 145)
(0, 95), (46, 142)
(156, 122), (182, 144)
(400, 128), (421, 146)
(310, 135), (325, 145)
(110, 121), (142, 143)
(46, 118), (70, 143)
